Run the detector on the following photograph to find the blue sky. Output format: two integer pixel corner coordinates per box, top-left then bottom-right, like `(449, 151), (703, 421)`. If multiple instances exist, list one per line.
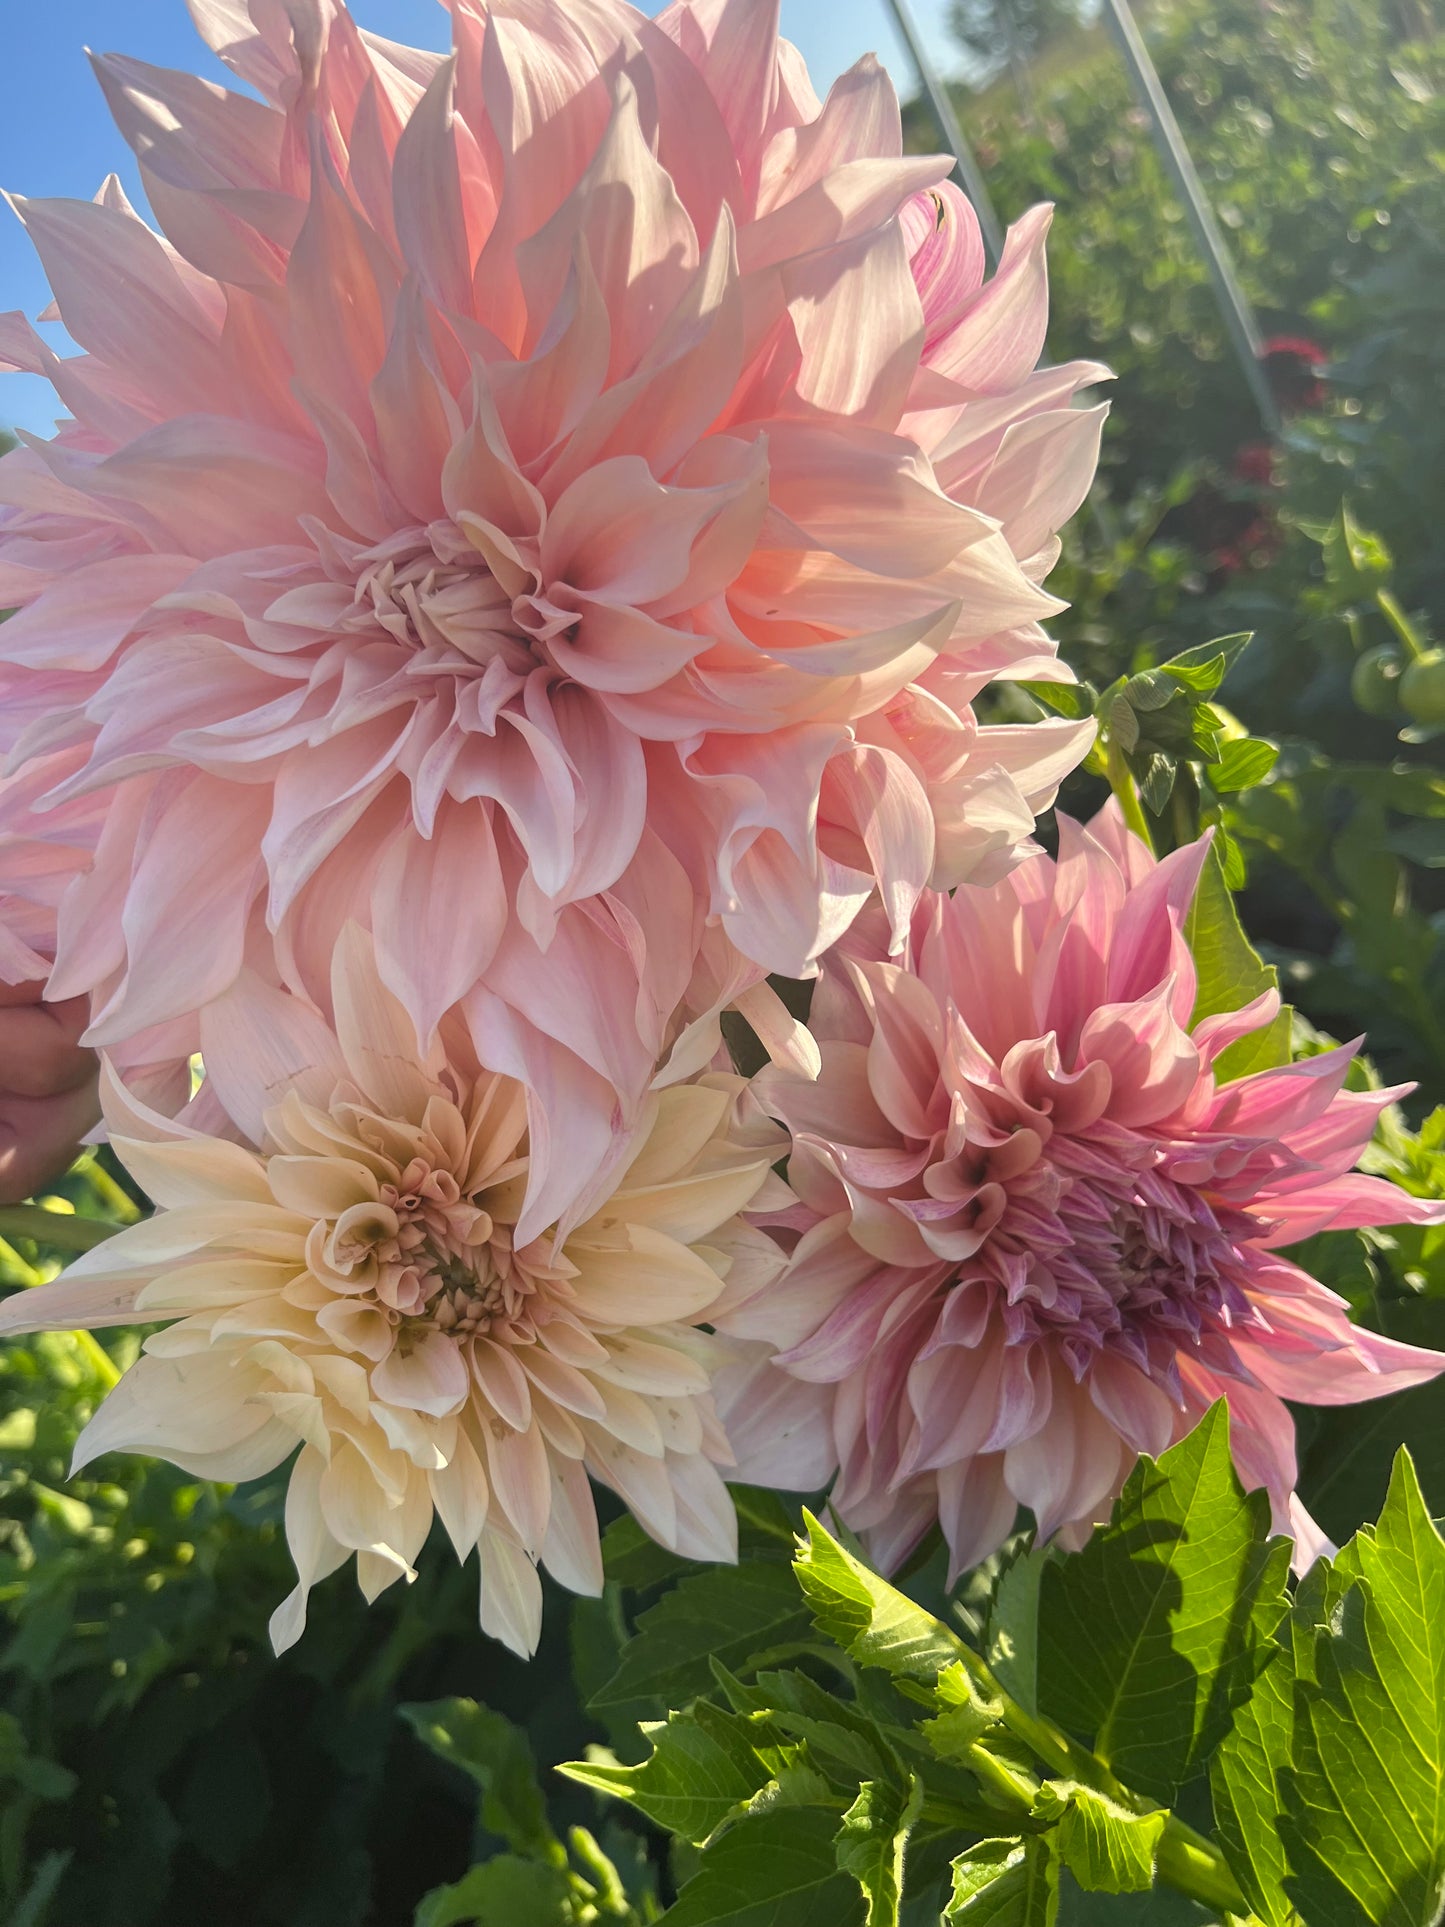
(1, 0), (964, 436)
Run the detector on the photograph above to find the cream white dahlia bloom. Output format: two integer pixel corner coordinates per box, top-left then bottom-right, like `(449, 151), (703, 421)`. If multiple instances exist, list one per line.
(0, 930), (783, 1654)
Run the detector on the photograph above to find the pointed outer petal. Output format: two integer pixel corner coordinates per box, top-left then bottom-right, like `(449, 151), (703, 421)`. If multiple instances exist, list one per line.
(1085, 1351), (1178, 1458)
(370, 803), (505, 1048)
(755, 1042), (894, 1149)
(899, 1325), (1004, 1473)
(1004, 1378), (1127, 1542)
(856, 1479), (939, 1575)
(539, 1453), (603, 1595)
(9, 191), (225, 401)
(857, 961), (945, 1141)
(71, 1346), (282, 1474)
(1202, 1042), (1360, 1141)
(1242, 1309), (1445, 1407)
(758, 421), (990, 579)
(109, 1132), (272, 1211)
(926, 356), (1111, 485)
(628, 15), (739, 241)
(368, 279), (463, 524)
(429, 1424), (490, 1561)
(821, 744), (934, 952)
(783, 217), (922, 428)
(714, 1217), (879, 1349)
(759, 53), (900, 214)
(666, 1451), (738, 1559)
(330, 921), (441, 1122)
(591, 1378), (667, 1457)
(516, 75), (700, 383)
(711, 1342), (838, 1487)
(542, 448), (766, 617)
(593, 1334), (712, 1398)
(608, 1157), (772, 1244)
(0, 555), (195, 673)
(95, 1055), (203, 1149)
(0, 1266), (146, 1337)
(1078, 980), (1200, 1131)
(318, 1439), (419, 1569)
(389, 57), (482, 314)
(723, 837), (873, 981)
(1192, 988), (1282, 1069)
(371, 1331), (471, 1417)
(461, 986), (626, 1247)
(483, 1418), (551, 1553)
(974, 404), (1107, 559)
(134, 1257), (294, 1315)
(79, 415), (326, 558)
(584, 1425), (678, 1548)
(519, 1345), (608, 1422)
(931, 1457), (1013, 1584)
(905, 179), (986, 334)
(656, 0), (780, 196)
(1255, 1173), (1445, 1248)
(741, 150), (951, 281)
(546, 689), (646, 904)
(622, 1085), (735, 1194)
(269, 1446), (350, 1653)
(1102, 831), (1212, 1009)
(568, 1223), (726, 1325)
(472, 1338), (536, 1432)
(198, 969), (348, 1147)
(477, 1524), (544, 1655)
(539, 203), (747, 497)
(733, 981), (822, 1079)
(488, 246), (612, 471)
(286, 126), (398, 434)
(924, 203), (1052, 394)
(261, 715), (420, 926)
(84, 778), (269, 1046)
(476, 0), (615, 248)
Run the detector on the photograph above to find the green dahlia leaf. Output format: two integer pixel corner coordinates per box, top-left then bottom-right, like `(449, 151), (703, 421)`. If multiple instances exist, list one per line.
(945, 1837), (1059, 1925)
(397, 1698), (561, 1865)
(559, 1702), (772, 1846)
(412, 1856), (572, 1927)
(1283, 1450), (1445, 1926)
(660, 1807), (865, 1927)
(834, 1775), (924, 1927)
(1035, 1782), (1165, 1895)
(591, 1563), (811, 1712)
(1036, 1404), (1290, 1802)
(793, 1511), (964, 1686)
(1184, 842), (1291, 1081)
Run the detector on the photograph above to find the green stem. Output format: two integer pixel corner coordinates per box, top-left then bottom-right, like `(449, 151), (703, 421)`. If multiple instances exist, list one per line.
(72, 1329), (121, 1390)
(1375, 588), (1426, 661)
(1104, 739), (1156, 851)
(0, 1203), (122, 1253)
(1155, 1816), (1248, 1915)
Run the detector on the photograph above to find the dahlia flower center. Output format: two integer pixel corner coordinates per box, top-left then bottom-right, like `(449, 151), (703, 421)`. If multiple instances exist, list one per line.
(1021, 1144), (1255, 1381)
(305, 1135), (542, 1361)
(348, 524), (546, 681)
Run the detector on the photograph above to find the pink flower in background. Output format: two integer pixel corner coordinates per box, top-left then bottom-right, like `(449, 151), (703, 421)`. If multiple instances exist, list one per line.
(0, 929), (783, 1655)
(715, 803), (1445, 1578)
(0, 0), (1101, 1229)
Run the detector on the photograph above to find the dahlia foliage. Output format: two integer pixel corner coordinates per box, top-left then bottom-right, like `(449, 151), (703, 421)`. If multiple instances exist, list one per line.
(0, 0), (1439, 1675)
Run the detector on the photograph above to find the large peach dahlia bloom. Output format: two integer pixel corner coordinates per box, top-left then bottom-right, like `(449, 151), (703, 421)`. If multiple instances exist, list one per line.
(0, 931), (781, 1655)
(715, 804), (1445, 1578)
(0, 0), (1100, 1222)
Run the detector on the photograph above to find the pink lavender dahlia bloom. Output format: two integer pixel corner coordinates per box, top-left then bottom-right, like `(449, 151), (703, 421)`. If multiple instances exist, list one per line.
(714, 804), (1445, 1577)
(0, 929), (783, 1655)
(0, 0), (1100, 1230)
